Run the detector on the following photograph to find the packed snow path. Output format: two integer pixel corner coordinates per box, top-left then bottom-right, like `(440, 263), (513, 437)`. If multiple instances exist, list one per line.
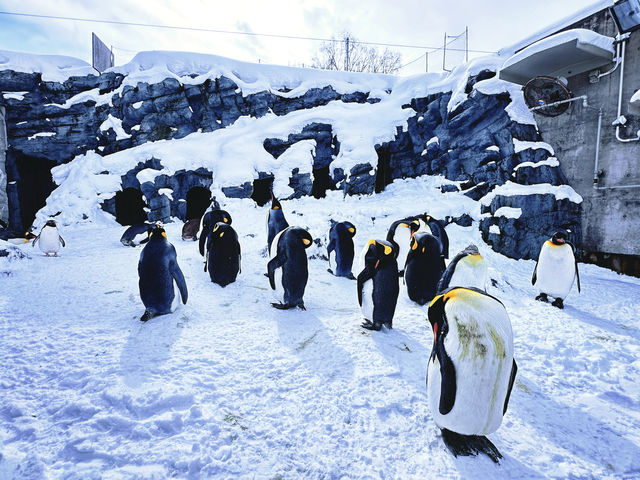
(1, 179), (640, 479)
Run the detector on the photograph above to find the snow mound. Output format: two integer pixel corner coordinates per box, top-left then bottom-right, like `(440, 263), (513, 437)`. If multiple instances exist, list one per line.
(0, 49), (95, 82)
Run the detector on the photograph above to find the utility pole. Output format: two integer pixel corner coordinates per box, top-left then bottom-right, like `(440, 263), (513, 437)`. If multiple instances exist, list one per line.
(465, 26), (469, 63)
(442, 32), (448, 72)
(425, 52), (429, 73)
(345, 36), (350, 71)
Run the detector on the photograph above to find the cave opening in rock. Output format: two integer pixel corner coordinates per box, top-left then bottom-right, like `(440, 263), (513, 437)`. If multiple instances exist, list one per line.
(16, 155), (57, 231)
(186, 186), (211, 220)
(251, 177), (274, 206)
(115, 188), (147, 225)
(375, 146), (392, 193)
(312, 166), (333, 199)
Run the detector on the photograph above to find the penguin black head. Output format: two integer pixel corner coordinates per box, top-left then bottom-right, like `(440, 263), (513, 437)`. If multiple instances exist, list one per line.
(24, 231), (37, 240)
(408, 219), (423, 235)
(428, 292), (450, 342)
(210, 209), (232, 226)
(462, 244), (480, 256)
(212, 222), (233, 239)
(337, 221), (356, 237)
(296, 228), (313, 249)
(364, 239), (396, 268)
(45, 219), (57, 228)
(270, 195), (283, 210)
(410, 232), (440, 254)
(149, 225), (167, 240)
(551, 231), (567, 245)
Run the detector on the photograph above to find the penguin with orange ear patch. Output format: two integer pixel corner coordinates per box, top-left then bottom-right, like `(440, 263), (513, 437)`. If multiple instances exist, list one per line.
(268, 226), (312, 310)
(427, 287), (517, 463)
(532, 230), (580, 309)
(437, 244), (488, 293)
(357, 239), (399, 331)
(404, 232), (444, 305)
(205, 222), (241, 287)
(138, 225), (188, 322)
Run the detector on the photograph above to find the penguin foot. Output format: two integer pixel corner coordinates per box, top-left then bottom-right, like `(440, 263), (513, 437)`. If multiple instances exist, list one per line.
(552, 298), (564, 309)
(140, 310), (156, 322)
(441, 429), (502, 464)
(535, 293), (548, 303)
(361, 320), (382, 331)
(271, 302), (297, 310)
(327, 268), (334, 275)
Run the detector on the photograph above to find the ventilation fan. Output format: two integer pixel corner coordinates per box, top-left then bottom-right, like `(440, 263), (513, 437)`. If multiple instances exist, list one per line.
(523, 76), (572, 117)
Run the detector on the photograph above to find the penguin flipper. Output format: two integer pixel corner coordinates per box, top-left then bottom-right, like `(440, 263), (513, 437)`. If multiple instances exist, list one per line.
(575, 260), (581, 293)
(59, 236), (66, 247)
(436, 338), (456, 415)
(503, 359), (518, 415)
(170, 261), (188, 304)
(32, 234), (40, 247)
(441, 429), (502, 464)
(356, 267), (374, 307)
(267, 254), (286, 290)
(531, 260), (539, 285)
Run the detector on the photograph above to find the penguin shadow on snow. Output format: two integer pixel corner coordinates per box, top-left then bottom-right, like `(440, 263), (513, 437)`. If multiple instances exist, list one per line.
(119, 310), (186, 388)
(369, 326), (428, 389)
(563, 304), (640, 340)
(512, 373), (640, 473)
(447, 444), (544, 479)
(275, 309), (355, 380)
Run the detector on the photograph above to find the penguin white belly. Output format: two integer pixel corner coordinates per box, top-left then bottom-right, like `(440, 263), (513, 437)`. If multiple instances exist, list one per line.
(170, 283), (180, 312)
(269, 229), (286, 302)
(428, 294), (514, 436)
(39, 226), (61, 254)
(535, 243), (575, 299)
(361, 278), (374, 320)
(449, 257), (488, 291)
(394, 227), (412, 270)
(329, 250), (336, 271)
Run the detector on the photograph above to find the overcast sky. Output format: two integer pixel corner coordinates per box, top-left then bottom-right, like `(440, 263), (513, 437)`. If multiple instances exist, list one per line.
(0, 0), (606, 75)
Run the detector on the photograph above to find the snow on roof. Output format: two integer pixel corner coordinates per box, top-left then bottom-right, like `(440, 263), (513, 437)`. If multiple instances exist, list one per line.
(110, 50), (398, 98)
(499, 0), (615, 56)
(501, 28), (615, 73)
(0, 49), (96, 82)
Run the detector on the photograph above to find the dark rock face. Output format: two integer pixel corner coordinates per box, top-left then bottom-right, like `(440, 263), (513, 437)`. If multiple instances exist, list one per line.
(0, 66), (581, 259)
(479, 195), (582, 260)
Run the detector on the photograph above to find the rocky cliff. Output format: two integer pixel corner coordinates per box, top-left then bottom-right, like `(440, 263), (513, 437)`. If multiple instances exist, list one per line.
(0, 51), (582, 260)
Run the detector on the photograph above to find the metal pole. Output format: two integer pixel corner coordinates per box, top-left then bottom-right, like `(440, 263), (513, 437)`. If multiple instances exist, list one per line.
(425, 52), (428, 73)
(442, 32), (447, 71)
(465, 26), (469, 63)
(345, 36), (350, 71)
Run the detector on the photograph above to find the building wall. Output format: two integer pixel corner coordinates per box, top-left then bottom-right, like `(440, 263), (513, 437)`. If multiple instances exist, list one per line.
(533, 9), (640, 274)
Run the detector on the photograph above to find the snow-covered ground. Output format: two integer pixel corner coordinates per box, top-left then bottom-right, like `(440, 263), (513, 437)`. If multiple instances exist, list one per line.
(1, 176), (639, 479)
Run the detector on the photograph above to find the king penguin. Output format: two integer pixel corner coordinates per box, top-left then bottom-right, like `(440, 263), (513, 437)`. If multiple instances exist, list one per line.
(205, 222), (241, 287)
(138, 225), (188, 321)
(199, 207), (232, 256)
(267, 194), (289, 252)
(327, 221), (357, 279)
(267, 226), (312, 310)
(427, 287), (517, 463)
(437, 244), (488, 293)
(404, 232), (444, 305)
(386, 218), (416, 276)
(32, 220), (65, 256)
(357, 239), (399, 331)
(532, 230), (580, 309)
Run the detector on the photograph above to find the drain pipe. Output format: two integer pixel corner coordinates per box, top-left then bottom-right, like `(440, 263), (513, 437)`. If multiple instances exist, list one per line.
(592, 107), (603, 188)
(614, 34), (640, 143)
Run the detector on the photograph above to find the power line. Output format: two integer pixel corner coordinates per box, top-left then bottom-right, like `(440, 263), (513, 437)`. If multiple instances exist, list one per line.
(0, 10), (497, 54)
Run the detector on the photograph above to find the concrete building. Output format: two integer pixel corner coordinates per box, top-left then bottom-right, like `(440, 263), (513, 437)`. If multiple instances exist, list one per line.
(499, 0), (640, 276)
